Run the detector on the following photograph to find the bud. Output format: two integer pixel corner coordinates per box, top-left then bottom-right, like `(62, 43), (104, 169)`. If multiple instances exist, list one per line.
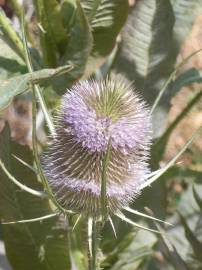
(42, 78), (152, 216)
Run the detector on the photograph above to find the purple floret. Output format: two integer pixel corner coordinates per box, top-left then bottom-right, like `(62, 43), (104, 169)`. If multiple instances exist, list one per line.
(42, 78), (152, 215)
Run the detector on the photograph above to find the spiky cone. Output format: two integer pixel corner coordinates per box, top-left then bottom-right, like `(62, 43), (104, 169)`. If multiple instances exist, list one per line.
(42, 78), (152, 217)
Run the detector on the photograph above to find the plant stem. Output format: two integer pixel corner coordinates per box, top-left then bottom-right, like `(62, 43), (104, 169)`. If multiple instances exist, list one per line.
(21, 13), (65, 213)
(33, 0), (57, 67)
(35, 86), (56, 136)
(101, 143), (111, 223)
(88, 217), (99, 270)
(21, 14), (55, 136)
(21, 13), (74, 269)
(10, 0), (35, 46)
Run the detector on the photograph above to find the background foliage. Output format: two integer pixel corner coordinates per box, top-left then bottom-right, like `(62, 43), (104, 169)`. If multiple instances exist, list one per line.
(0, 0), (202, 269)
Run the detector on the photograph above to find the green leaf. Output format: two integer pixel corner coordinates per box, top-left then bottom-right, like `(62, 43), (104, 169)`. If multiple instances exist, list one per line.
(150, 49), (202, 115)
(0, 65), (72, 110)
(152, 90), (202, 164)
(146, 209), (190, 270)
(104, 230), (156, 270)
(193, 186), (202, 211)
(53, 0), (93, 94)
(0, 8), (24, 60)
(168, 184), (202, 263)
(33, 0), (68, 67)
(178, 213), (202, 263)
(114, 0), (175, 104)
(0, 39), (26, 80)
(171, 0), (202, 46)
(171, 68), (202, 96)
(81, 0), (129, 76)
(0, 125), (71, 270)
(82, 0), (128, 55)
(61, 0), (77, 32)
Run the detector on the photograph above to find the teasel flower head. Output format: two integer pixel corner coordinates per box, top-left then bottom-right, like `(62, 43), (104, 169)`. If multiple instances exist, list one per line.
(42, 78), (152, 216)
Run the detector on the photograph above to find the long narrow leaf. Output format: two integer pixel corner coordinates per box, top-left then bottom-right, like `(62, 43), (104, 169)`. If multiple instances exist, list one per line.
(0, 65), (72, 111)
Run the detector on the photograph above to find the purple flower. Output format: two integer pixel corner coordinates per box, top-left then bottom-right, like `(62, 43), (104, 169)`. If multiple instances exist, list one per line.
(42, 78), (152, 215)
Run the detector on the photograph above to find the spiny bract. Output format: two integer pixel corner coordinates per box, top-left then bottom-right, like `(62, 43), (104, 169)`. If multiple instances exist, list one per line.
(42, 78), (152, 216)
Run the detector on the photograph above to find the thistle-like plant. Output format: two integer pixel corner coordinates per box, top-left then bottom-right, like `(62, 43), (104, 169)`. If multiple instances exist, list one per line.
(42, 78), (152, 217)
(1, 75), (200, 269)
(1, 1), (202, 270)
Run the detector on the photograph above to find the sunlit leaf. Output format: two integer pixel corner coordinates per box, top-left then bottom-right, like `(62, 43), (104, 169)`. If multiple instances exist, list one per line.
(171, 0), (202, 46)
(0, 65), (72, 110)
(114, 0), (175, 104)
(81, 0), (129, 75)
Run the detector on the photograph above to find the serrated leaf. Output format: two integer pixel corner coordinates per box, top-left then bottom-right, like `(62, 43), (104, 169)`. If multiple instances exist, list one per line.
(114, 0), (175, 104)
(171, 0), (202, 46)
(33, 0), (68, 67)
(0, 125), (71, 270)
(0, 65), (71, 110)
(81, 0), (129, 76)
